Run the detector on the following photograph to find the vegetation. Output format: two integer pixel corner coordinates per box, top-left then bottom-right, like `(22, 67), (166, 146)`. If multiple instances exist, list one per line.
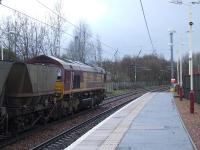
(182, 52), (200, 74)
(2, 0), (195, 85)
(109, 89), (129, 96)
(103, 54), (171, 83)
(0, 0), (102, 64)
(0, 48), (18, 61)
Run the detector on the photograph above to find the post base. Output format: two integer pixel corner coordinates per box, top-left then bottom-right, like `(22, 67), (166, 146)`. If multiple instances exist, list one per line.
(179, 86), (183, 101)
(189, 90), (195, 114)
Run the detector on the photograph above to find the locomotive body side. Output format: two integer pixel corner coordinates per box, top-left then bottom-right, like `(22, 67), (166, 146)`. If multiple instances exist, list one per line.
(28, 55), (106, 112)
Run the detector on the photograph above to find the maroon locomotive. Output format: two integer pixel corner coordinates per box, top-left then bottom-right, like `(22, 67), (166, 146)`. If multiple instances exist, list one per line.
(27, 55), (106, 114)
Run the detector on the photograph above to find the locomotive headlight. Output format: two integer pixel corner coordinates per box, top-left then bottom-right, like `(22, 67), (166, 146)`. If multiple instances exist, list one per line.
(57, 68), (62, 80)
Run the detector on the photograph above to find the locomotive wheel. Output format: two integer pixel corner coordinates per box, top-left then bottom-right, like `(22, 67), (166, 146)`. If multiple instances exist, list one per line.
(61, 107), (69, 117)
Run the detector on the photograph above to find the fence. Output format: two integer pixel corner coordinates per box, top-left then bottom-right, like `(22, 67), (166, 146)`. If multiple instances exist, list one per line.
(105, 81), (168, 93)
(183, 74), (200, 104)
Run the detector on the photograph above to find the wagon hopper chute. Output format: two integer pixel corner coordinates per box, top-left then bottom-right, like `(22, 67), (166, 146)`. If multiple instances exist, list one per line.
(0, 61), (58, 134)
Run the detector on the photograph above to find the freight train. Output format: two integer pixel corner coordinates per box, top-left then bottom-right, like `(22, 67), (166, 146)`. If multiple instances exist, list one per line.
(0, 55), (105, 135)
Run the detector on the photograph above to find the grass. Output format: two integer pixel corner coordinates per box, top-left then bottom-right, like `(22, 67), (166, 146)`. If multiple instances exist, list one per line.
(106, 89), (130, 97)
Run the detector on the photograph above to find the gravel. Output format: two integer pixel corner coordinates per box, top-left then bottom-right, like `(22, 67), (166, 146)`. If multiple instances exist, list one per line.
(175, 97), (200, 150)
(3, 107), (108, 150)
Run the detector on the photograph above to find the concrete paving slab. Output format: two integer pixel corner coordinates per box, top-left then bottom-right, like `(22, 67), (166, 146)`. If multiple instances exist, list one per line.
(66, 93), (155, 150)
(66, 92), (194, 150)
(117, 92), (194, 150)
(117, 143), (192, 150)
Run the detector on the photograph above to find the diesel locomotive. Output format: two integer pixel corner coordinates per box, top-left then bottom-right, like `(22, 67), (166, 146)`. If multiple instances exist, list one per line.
(0, 55), (105, 135)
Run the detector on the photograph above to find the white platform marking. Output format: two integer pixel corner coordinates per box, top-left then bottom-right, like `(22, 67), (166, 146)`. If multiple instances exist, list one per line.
(65, 92), (155, 150)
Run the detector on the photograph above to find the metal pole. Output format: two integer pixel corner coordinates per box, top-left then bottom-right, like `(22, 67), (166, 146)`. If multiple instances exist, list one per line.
(177, 49), (180, 95)
(188, 5), (194, 113)
(177, 58), (179, 85)
(134, 50), (142, 83)
(180, 42), (183, 100)
(14, 21), (17, 58)
(75, 36), (79, 60)
(180, 56), (183, 86)
(179, 34), (183, 100)
(171, 32), (174, 80)
(114, 49), (118, 82)
(1, 40), (3, 60)
(189, 6), (193, 91)
(177, 34), (183, 96)
(135, 65), (136, 82)
(169, 31), (175, 88)
(8, 33), (11, 60)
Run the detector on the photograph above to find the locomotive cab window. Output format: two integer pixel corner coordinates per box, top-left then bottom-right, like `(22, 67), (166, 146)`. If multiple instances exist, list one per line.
(73, 75), (80, 89)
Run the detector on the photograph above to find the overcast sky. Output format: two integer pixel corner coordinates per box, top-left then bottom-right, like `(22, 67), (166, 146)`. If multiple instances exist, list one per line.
(0, 0), (200, 60)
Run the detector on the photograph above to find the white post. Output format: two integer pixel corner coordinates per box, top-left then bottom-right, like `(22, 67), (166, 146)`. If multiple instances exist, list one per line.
(179, 35), (184, 100)
(180, 53), (183, 86)
(177, 46), (180, 85)
(188, 5), (193, 91)
(188, 5), (195, 113)
(180, 37), (183, 87)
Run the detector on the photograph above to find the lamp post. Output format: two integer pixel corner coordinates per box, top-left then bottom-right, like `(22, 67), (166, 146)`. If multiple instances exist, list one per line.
(9, 31), (17, 60)
(1, 40), (3, 60)
(0, 31), (17, 61)
(169, 0), (200, 113)
(114, 49), (118, 82)
(134, 50), (142, 83)
(177, 44), (180, 95)
(179, 39), (183, 100)
(169, 30), (176, 91)
(188, 5), (194, 113)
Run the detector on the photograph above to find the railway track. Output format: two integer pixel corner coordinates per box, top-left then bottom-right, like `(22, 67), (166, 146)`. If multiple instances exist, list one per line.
(0, 86), (168, 149)
(0, 88), (142, 148)
(31, 94), (142, 150)
(31, 87), (167, 150)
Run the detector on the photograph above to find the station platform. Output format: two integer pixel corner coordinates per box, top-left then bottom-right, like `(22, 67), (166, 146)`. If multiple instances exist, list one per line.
(65, 92), (195, 150)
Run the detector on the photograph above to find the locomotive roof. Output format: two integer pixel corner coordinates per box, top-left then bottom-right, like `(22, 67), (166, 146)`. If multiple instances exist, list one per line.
(28, 55), (105, 73)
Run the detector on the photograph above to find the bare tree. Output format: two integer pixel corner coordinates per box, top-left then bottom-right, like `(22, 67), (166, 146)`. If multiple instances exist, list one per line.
(96, 35), (103, 66)
(48, 0), (65, 57)
(102, 54), (171, 84)
(66, 40), (75, 60)
(0, 13), (52, 61)
(75, 21), (92, 63)
(65, 21), (93, 63)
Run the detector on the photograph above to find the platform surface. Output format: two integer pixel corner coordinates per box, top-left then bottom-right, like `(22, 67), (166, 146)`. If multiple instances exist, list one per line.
(66, 92), (194, 150)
